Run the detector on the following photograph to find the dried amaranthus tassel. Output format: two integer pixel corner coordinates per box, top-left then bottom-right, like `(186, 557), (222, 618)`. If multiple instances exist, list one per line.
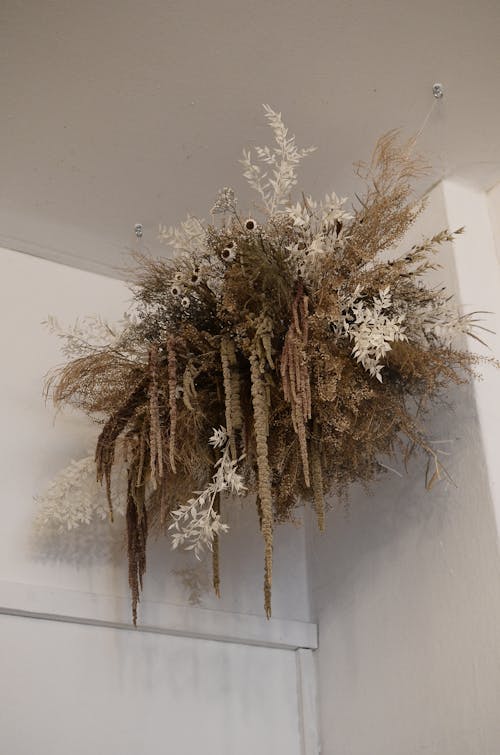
(166, 335), (177, 473)
(148, 344), (163, 487)
(280, 285), (312, 487)
(95, 376), (149, 522)
(310, 420), (325, 531)
(220, 337), (238, 460)
(212, 493), (221, 598)
(126, 466), (148, 626)
(249, 348), (273, 618)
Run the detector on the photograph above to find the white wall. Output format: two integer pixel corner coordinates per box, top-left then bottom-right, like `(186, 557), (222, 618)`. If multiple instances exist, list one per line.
(0, 248), (318, 755)
(309, 183), (500, 755)
(488, 181), (500, 265)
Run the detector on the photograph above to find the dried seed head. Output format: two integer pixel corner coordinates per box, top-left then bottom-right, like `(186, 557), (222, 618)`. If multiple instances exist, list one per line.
(245, 218), (256, 231)
(170, 284), (182, 297)
(221, 247), (236, 262)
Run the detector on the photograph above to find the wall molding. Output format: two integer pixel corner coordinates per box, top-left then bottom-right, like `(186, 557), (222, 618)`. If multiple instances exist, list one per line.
(296, 648), (321, 754)
(0, 580), (317, 650)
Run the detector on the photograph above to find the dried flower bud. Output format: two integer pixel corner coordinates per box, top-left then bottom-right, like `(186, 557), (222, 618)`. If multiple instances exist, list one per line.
(221, 247), (236, 262)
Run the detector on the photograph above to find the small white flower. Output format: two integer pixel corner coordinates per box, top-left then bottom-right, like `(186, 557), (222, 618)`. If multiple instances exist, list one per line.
(181, 296), (190, 309)
(244, 218), (257, 231)
(170, 284), (182, 297)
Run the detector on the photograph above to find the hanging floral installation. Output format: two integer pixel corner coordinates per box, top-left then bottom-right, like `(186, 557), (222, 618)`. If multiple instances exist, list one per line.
(42, 106), (494, 623)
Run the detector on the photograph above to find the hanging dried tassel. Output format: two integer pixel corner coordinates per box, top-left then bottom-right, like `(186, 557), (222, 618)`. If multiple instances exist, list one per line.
(166, 335), (177, 473)
(126, 468), (148, 625)
(230, 369), (243, 430)
(249, 349), (273, 619)
(280, 285), (311, 487)
(212, 493), (221, 598)
(148, 344), (163, 488)
(220, 337), (237, 460)
(310, 420), (325, 531)
(95, 376), (149, 522)
(182, 363), (198, 412)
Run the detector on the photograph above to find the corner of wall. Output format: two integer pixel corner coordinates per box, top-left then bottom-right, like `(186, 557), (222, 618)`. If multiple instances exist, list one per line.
(442, 179), (500, 543)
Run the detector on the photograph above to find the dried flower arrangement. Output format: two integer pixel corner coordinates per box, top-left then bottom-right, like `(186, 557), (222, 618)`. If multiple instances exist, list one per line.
(43, 106), (493, 623)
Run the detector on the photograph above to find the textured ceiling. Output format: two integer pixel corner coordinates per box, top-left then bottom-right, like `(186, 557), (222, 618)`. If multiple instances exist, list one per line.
(1, 0), (500, 277)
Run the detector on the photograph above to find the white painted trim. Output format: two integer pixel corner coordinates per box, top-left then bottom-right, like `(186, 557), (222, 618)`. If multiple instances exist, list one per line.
(296, 648), (321, 754)
(0, 580), (317, 650)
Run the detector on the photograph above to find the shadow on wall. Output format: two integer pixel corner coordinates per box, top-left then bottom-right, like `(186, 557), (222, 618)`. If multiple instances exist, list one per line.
(308, 379), (500, 611)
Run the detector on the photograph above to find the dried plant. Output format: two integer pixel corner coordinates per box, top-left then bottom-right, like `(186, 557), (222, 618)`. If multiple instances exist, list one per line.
(43, 106), (496, 623)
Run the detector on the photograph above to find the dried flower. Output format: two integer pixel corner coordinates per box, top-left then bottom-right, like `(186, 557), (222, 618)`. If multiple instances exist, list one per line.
(221, 246), (236, 262)
(44, 106), (495, 624)
(211, 186), (237, 215)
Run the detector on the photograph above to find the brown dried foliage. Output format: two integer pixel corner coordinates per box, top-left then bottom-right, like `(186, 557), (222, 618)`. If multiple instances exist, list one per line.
(46, 132), (496, 622)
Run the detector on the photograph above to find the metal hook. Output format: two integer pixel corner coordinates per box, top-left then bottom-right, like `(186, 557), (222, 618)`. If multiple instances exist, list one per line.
(432, 83), (444, 99)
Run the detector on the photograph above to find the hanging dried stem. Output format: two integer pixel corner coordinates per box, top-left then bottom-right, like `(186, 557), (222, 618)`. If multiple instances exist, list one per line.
(249, 348), (273, 618)
(310, 420), (325, 531)
(212, 493), (221, 598)
(126, 467), (148, 626)
(280, 284), (311, 487)
(148, 344), (163, 487)
(220, 337), (237, 460)
(166, 336), (177, 473)
(95, 376), (149, 521)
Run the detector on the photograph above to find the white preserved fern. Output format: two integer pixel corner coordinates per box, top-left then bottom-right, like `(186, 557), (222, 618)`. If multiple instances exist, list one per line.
(339, 286), (407, 381)
(169, 427), (246, 559)
(241, 104), (316, 214)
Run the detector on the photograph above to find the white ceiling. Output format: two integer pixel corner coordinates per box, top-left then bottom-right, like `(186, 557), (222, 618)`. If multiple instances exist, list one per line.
(1, 0), (500, 278)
